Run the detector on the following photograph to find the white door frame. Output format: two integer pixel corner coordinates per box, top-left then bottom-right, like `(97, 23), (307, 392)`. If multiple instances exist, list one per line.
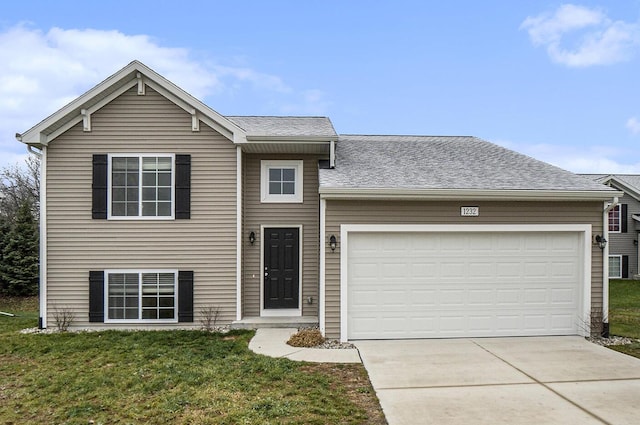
(260, 224), (303, 317)
(339, 224), (592, 341)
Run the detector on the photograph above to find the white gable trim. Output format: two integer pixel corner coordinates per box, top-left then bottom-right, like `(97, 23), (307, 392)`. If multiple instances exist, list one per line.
(17, 60), (247, 146)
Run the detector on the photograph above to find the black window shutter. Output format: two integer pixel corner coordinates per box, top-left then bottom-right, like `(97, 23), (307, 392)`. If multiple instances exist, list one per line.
(175, 154), (191, 219)
(622, 256), (629, 278)
(92, 154), (108, 219)
(621, 204), (628, 233)
(89, 271), (105, 322)
(178, 270), (194, 322)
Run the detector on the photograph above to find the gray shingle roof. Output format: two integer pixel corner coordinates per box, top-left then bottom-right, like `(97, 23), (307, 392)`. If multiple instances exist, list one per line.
(319, 135), (615, 192)
(226, 116), (336, 138)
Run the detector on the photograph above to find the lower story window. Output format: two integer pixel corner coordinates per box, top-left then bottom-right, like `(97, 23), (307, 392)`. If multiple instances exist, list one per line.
(106, 270), (177, 322)
(608, 256), (622, 279)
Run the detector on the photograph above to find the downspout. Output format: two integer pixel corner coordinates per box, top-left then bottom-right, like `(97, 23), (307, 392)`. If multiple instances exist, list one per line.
(24, 142), (46, 329)
(602, 197), (619, 338)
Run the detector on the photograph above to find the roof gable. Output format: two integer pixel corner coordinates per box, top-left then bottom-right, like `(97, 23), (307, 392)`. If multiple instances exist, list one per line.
(17, 60), (247, 147)
(581, 174), (640, 201)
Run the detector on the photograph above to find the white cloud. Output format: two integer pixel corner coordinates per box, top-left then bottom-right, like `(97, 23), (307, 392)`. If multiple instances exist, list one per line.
(520, 4), (640, 67)
(495, 140), (640, 173)
(627, 117), (640, 135)
(0, 24), (331, 169)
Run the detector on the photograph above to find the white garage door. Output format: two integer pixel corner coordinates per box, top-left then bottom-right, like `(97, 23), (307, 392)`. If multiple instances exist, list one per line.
(346, 230), (585, 339)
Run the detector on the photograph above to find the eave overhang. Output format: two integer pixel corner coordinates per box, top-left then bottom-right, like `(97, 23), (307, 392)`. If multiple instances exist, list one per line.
(241, 137), (336, 154)
(319, 187), (624, 201)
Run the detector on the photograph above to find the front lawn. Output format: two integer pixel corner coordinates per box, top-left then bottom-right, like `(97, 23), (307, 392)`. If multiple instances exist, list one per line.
(608, 279), (640, 358)
(0, 298), (385, 424)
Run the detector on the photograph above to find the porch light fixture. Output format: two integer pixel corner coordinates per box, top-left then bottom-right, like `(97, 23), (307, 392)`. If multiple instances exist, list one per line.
(329, 235), (337, 251)
(595, 235), (607, 250)
(249, 231), (256, 245)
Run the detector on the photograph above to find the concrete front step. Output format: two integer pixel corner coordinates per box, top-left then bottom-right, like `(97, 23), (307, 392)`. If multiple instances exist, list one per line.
(231, 316), (318, 330)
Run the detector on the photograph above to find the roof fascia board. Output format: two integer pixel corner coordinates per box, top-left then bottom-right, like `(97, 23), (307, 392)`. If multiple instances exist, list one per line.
(319, 188), (624, 201)
(19, 61), (141, 145)
(41, 79), (138, 145)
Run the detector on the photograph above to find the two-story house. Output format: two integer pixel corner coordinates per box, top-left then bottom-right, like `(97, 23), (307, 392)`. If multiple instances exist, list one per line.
(17, 61), (620, 340)
(581, 174), (640, 280)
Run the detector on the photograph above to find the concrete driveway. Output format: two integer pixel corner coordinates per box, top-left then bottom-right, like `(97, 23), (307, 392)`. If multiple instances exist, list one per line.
(355, 337), (640, 425)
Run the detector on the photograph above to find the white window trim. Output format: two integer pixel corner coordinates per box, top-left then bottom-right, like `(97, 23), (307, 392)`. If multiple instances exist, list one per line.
(608, 205), (621, 233)
(104, 269), (179, 324)
(107, 153), (176, 220)
(260, 160), (303, 203)
(609, 255), (622, 279)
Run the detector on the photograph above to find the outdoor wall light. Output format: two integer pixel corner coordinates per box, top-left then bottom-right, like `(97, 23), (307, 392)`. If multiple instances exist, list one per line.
(329, 235), (337, 251)
(249, 231), (256, 245)
(595, 235), (607, 250)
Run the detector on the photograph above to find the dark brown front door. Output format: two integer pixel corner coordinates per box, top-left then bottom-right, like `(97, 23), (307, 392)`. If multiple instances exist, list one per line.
(264, 227), (299, 309)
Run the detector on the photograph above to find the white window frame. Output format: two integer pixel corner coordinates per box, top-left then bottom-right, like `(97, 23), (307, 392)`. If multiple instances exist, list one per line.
(104, 269), (179, 323)
(608, 255), (622, 279)
(608, 205), (621, 233)
(260, 160), (303, 203)
(107, 154), (175, 220)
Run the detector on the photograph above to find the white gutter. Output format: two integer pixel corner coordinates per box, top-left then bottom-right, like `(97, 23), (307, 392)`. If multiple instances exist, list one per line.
(25, 143), (46, 328)
(320, 188), (623, 201)
(602, 196), (619, 337)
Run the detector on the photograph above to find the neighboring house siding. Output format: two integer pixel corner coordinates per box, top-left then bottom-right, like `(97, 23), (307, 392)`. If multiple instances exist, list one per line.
(242, 154), (320, 318)
(45, 86), (237, 328)
(608, 191), (640, 277)
(323, 200), (604, 339)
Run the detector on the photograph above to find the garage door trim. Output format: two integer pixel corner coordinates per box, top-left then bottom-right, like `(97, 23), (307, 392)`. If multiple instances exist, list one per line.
(339, 224), (592, 341)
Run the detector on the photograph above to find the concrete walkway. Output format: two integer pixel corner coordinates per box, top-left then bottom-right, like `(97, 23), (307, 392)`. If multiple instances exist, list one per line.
(248, 328), (361, 363)
(355, 336), (640, 425)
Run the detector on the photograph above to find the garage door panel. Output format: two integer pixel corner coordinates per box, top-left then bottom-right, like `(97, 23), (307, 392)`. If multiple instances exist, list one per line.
(347, 231), (583, 339)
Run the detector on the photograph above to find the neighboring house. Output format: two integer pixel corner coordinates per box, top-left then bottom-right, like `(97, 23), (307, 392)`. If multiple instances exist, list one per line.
(17, 61), (621, 341)
(581, 174), (640, 280)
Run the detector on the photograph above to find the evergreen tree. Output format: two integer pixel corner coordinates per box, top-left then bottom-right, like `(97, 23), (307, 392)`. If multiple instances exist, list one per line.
(0, 201), (39, 296)
(0, 215), (9, 294)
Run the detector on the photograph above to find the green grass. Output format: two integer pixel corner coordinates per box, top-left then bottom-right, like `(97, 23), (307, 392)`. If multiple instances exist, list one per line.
(609, 279), (640, 339)
(0, 297), (382, 425)
(608, 280), (640, 358)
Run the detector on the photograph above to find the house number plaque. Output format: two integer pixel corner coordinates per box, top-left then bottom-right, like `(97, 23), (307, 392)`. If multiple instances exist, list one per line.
(460, 206), (479, 216)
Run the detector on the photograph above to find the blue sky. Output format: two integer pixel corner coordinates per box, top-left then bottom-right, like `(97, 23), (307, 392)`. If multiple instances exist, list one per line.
(1, 0), (640, 173)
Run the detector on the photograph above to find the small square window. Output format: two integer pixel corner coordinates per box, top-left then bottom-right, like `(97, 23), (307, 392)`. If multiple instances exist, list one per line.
(260, 160), (303, 203)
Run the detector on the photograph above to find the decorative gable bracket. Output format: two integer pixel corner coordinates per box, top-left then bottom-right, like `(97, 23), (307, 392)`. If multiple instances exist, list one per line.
(81, 109), (91, 132)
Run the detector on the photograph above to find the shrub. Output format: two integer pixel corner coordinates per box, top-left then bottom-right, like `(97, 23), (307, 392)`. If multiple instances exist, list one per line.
(287, 328), (325, 347)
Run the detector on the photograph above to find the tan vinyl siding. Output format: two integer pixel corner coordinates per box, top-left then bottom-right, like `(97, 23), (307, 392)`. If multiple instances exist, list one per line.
(242, 154), (321, 317)
(45, 86), (237, 328)
(323, 200), (604, 339)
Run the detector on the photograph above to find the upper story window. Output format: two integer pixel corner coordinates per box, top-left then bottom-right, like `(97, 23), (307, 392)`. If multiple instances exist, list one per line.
(260, 160), (303, 203)
(108, 154), (174, 219)
(608, 205), (621, 232)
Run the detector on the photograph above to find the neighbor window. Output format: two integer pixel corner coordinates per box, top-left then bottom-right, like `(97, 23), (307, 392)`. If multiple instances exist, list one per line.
(608, 256), (622, 279)
(106, 270), (177, 322)
(109, 155), (174, 219)
(260, 160), (303, 203)
(608, 205), (621, 232)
